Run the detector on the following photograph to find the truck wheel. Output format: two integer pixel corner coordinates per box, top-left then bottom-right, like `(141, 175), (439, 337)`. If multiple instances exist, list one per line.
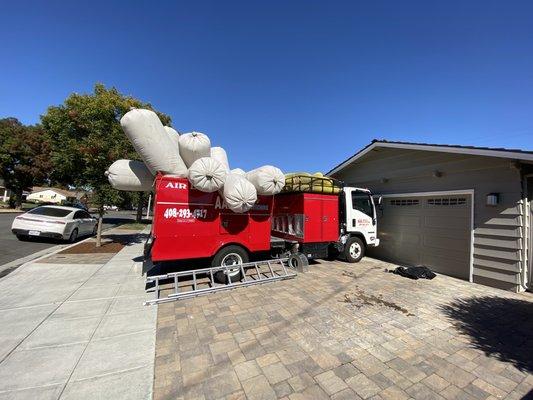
(212, 246), (248, 284)
(344, 237), (365, 263)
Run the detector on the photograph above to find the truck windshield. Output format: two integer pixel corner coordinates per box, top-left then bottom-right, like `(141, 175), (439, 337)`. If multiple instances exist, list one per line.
(352, 192), (373, 217)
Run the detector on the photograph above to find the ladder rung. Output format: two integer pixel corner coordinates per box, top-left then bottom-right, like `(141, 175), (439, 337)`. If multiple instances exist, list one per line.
(144, 258), (295, 305)
(266, 261), (274, 277)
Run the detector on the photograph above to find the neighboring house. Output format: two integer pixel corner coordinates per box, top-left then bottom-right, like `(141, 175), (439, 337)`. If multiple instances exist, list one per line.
(328, 140), (533, 293)
(0, 179), (11, 203)
(27, 187), (85, 205)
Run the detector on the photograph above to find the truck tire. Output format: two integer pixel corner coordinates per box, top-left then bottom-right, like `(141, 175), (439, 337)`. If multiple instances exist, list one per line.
(344, 237), (365, 263)
(288, 253), (309, 272)
(212, 245), (248, 284)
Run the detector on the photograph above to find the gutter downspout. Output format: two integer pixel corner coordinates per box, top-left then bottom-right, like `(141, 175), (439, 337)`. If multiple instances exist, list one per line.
(520, 199), (528, 291)
(520, 168), (530, 292)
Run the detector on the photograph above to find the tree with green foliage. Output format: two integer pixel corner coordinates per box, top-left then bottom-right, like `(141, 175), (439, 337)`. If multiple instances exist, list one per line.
(41, 83), (171, 246)
(0, 118), (52, 208)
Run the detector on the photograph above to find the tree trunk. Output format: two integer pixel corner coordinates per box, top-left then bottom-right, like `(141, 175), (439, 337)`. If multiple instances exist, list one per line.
(96, 209), (104, 247)
(13, 189), (23, 210)
(136, 192), (145, 223)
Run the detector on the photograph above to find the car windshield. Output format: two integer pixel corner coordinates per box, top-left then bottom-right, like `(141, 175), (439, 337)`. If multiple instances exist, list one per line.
(28, 207), (72, 218)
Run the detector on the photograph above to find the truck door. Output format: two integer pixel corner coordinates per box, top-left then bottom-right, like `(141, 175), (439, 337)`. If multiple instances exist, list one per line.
(345, 189), (376, 240)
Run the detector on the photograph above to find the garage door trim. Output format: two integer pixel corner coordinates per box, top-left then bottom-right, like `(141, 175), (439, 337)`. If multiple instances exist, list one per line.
(379, 189), (475, 282)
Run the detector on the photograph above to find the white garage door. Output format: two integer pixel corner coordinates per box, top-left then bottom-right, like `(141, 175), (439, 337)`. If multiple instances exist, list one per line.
(374, 193), (472, 280)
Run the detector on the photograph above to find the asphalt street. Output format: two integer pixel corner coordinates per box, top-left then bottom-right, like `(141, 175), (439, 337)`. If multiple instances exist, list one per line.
(0, 211), (137, 266)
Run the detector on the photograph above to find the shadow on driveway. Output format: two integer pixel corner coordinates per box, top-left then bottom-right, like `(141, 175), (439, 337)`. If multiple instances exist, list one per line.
(440, 296), (533, 373)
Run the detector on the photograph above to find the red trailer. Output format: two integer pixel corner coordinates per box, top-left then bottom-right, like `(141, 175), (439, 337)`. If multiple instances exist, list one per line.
(145, 174), (380, 282)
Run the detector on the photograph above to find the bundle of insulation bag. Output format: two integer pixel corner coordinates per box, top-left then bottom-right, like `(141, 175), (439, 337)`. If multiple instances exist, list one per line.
(105, 108), (285, 213)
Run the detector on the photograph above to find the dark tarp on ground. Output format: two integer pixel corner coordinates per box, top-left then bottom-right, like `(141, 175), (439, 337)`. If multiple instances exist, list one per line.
(390, 266), (436, 280)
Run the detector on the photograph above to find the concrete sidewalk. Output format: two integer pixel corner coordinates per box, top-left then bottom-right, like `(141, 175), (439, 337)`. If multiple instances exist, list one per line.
(0, 229), (156, 400)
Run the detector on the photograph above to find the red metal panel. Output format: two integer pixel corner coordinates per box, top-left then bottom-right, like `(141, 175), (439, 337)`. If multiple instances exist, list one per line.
(151, 175), (272, 262)
(272, 192), (339, 244)
(303, 195), (323, 242)
(319, 195), (340, 242)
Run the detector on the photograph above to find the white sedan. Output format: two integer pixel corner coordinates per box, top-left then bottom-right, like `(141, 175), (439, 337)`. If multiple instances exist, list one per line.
(11, 206), (97, 242)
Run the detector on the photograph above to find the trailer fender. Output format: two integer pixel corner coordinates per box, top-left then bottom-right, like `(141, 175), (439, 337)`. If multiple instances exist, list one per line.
(212, 242), (251, 259)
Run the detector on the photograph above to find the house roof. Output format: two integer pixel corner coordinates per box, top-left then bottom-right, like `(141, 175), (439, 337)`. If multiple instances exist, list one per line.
(327, 140), (533, 176)
(30, 187), (84, 198)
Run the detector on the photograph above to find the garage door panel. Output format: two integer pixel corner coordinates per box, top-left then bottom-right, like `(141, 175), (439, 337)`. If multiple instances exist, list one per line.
(380, 231), (421, 245)
(422, 239), (470, 259)
(424, 216), (469, 230)
(388, 245), (421, 265)
(421, 227), (470, 240)
(422, 235), (470, 252)
(377, 194), (471, 280)
(421, 253), (469, 279)
(380, 215), (422, 228)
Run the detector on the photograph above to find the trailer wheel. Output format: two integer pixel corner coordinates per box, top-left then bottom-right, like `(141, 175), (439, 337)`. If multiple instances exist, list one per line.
(344, 237), (365, 263)
(212, 246), (248, 284)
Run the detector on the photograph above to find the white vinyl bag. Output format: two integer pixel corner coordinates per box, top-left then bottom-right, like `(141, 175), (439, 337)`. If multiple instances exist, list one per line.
(210, 147), (230, 171)
(105, 159), (154, 192)
(230, 168), (246, 176)
(164, 126), (180, 150)
(120, 109), (187, 176)
(246, 165), (285, 195)
(222, 173), (258, 213)
(179, 132), (211, 168)
(188, 157), (227, 193)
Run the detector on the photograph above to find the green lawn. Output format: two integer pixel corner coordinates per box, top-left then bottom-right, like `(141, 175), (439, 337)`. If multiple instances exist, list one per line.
(116, 222), (151, 230)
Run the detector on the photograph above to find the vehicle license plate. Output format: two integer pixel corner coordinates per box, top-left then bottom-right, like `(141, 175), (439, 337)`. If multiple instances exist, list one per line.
(29, 230), (41, 236)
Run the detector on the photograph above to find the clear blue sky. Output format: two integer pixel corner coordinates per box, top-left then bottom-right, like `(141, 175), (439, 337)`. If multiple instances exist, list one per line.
(1, 1), (532, 173)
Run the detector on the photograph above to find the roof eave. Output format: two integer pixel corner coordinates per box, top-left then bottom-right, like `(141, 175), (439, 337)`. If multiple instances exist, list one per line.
(328, 142), (533, 175)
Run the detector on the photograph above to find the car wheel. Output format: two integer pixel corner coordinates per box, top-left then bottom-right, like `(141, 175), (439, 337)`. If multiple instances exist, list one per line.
(344, 237), (365, 263)
(68, 228), (79, 243)
(92, 224), (98, 236)
(16, 234), (28, 241)
(212, 245), (248, 284)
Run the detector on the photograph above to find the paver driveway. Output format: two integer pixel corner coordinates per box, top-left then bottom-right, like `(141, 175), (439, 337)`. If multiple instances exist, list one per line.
(153, 258), (533, 400)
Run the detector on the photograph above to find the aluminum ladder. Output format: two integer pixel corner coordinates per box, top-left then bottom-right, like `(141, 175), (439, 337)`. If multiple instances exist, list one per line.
(144, 258), (296, 305)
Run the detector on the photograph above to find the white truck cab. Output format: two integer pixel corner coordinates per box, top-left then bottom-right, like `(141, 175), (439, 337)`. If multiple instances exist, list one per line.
(339, 187), (381, 262)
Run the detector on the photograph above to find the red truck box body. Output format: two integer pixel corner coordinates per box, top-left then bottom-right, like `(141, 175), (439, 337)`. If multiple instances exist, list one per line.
(272, 192), (339, 243)
(151, 176), (273, 262)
